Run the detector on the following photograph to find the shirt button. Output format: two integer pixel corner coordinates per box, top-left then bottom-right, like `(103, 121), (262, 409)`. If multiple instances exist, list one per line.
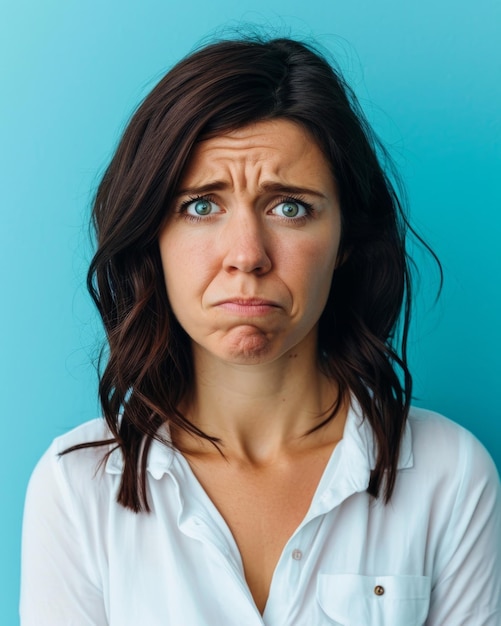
(374, 585), (385, 596)
(291, 549), (303, 561)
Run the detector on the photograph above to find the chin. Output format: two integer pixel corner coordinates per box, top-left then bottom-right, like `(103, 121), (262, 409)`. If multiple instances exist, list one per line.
(193, 324), (317, 367)
(219, 332), (277, 364)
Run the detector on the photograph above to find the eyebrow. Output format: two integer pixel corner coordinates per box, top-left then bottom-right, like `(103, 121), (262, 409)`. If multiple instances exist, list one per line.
(174, 181), (328, 199)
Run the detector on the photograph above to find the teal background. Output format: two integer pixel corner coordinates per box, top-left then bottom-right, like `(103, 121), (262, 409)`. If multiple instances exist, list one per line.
(1, 0), (500, 623)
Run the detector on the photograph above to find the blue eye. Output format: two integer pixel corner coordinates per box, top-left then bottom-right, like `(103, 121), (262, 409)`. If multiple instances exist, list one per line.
(184, 197), (220, 216)
(193, 199), (212, 215)
(273, 200), (309, 219)
(281, 201), (300, 217)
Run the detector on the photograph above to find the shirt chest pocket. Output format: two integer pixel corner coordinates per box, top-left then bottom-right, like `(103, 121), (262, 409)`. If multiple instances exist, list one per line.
(317, 574), (431, 626)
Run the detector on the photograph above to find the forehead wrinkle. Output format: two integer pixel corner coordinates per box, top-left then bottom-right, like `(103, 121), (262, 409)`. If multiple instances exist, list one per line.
(227, 155), (297, 196)
(191, 147), (282, 195)
(181, 120), (331, 196)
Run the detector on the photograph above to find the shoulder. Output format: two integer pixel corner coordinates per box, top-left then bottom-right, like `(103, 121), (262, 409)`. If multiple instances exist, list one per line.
(408, 407), (496, 467)
(40, 418), (115, 473)
(403, 410), (501, 620)
(50, 417), (115, 452)
(26, 419), (118, 513)
(406, 407), (500, 499)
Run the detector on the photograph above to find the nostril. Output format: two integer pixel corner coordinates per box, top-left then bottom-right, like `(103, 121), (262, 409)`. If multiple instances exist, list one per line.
(223, 241), (272, 274)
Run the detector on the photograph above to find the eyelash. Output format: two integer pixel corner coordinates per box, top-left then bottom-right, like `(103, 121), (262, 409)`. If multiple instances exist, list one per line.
(177, 194), (315, 223)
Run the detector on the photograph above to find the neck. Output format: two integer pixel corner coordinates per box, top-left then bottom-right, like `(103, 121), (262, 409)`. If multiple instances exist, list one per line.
(174, 337), (346, 464)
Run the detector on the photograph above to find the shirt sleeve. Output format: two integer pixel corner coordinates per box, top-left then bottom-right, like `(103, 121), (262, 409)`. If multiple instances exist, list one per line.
(20, 444), (109, 626)
(426, 432), (501, 625)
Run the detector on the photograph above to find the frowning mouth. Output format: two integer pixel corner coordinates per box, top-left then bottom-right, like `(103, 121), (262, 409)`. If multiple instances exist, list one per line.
(215, 298), (281, 315)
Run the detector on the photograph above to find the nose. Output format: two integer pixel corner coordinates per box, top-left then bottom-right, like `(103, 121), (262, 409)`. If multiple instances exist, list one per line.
(221, 211), (272, 274)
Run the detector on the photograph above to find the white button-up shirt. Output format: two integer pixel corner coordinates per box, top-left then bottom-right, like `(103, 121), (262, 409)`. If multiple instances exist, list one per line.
(21, 405), (501, 625)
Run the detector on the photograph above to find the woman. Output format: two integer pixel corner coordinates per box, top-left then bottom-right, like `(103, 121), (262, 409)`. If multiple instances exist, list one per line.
(21, 37), (500, 625)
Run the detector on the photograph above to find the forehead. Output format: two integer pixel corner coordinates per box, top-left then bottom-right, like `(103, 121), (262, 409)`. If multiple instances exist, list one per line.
(179, 119), (333, 189)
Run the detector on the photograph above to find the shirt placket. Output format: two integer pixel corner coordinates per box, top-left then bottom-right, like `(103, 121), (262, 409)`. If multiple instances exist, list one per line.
(172, 457), (266, 624)
(263, 514), (325, 626)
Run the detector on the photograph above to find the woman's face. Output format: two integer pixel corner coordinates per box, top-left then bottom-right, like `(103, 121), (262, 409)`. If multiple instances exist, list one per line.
(159, 119), (341, 366)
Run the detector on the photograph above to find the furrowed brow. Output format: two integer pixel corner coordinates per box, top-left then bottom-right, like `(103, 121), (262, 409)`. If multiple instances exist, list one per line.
(175, 180), (327, 199)
(174, 181), (228, 197)
(258, 181), (327, 198)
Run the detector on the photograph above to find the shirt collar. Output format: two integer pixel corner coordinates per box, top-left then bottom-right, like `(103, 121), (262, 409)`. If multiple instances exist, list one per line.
(105, 423), (175, 478)
(307, 398), (414, 516)
(345, 397), (414, 473)
(105, 398), (414, 481)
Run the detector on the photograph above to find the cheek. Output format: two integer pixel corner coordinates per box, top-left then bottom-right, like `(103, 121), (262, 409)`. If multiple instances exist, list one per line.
(294, 239), (339, 316)
(160, 237), (214, 303)
(296, 233), (339, 281)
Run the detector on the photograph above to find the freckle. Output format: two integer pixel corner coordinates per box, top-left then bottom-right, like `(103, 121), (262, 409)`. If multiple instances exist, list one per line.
(288, 353), (298, 358)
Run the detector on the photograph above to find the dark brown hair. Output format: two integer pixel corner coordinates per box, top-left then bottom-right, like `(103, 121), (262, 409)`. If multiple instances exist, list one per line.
(66, 36), (439, 511)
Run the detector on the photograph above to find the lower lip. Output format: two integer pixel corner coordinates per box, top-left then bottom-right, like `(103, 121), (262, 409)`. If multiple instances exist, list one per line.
(218, 302), (279, 316)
